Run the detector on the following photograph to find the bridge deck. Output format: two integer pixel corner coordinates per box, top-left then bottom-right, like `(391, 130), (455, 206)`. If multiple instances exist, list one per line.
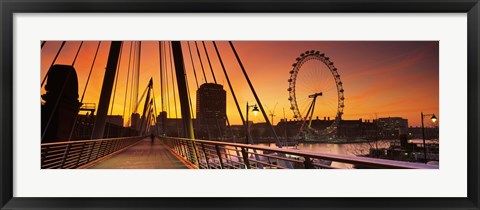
(88, 138), (188, 169)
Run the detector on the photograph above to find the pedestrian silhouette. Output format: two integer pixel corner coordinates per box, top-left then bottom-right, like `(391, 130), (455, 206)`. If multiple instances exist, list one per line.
(150, 133), (155, 144)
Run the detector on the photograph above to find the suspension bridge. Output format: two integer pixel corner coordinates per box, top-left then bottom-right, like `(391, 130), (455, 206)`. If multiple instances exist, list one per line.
(40, 41), (436, 169)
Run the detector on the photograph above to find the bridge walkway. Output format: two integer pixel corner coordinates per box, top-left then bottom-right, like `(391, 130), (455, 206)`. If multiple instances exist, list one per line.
(88, 138), (189, 169)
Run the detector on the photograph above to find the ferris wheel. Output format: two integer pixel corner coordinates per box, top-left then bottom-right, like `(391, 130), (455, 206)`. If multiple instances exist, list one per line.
(287, 50), (345, 140)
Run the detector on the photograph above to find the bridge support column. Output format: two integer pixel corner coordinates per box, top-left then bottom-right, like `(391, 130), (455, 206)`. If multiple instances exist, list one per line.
(171, 41), (198, 167)
(91, 41), (123, 139)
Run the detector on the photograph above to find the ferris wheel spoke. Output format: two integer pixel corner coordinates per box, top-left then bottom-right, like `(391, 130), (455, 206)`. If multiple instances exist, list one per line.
(321, 100), (337, 114)
(322, 85), (337, 95)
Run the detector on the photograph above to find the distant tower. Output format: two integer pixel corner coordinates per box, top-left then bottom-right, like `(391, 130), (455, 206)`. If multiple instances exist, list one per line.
(130, 113), (140, 131)
(196, 83), (226, 139)
(41, 65), (81, 143)
(156, 111), (167, 135)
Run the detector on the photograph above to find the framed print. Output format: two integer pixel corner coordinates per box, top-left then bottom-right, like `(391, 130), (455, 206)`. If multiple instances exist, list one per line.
(1, 0), (479, 209)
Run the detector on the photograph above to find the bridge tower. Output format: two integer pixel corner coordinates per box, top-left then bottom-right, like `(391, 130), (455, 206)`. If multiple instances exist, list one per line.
(91, 41), (123, 139)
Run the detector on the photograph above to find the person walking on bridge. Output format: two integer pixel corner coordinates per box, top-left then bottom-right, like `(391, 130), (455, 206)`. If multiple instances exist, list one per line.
(150, 133), (155, 144)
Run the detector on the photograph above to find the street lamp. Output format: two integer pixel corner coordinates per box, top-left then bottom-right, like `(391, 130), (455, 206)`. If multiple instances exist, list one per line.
(421, 112), (437, 163)
(246, 102), (259, 144)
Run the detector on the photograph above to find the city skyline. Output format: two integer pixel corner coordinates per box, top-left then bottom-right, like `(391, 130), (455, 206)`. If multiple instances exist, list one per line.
(41, 41), (439, 127)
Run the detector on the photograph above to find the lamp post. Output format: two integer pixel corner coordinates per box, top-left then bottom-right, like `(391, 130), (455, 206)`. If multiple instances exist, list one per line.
(246, 102), (259, 144)
(421, 112), (437, 163)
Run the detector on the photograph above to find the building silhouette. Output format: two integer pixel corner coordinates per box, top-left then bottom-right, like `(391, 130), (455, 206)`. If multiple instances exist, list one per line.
(196, 83), (226, 139)
(71, 113), (136, 140)
(156, 111), (168, 135)
(375, 117), (408, 139)
(131, 113), (140, 130)
(41, 64), (81, 143)
(106, 115), (124, 127)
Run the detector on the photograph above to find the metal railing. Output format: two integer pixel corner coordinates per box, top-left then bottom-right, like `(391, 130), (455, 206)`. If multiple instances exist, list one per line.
(41, 136), (144, 169)
(160, 137), (438, 169)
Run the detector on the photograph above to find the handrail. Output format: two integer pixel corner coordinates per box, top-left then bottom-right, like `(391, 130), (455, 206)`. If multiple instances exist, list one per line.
(41, 136), (144, 169)
(42, 136), (142, 146)
(160, 137), (438, 169)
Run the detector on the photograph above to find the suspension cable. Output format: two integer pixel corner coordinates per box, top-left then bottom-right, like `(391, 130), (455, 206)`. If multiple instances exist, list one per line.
(212, 41), (247, 125)
(184, 61), (198, 138)
(152, 88), (158, 121)
(143, 100), (153, 133)
(165, 42), (171, 118)
(200, 41), (223, 138)
(158, 42), (166, 135)
(187, 41), (200, 89)
(212, 41), (245, 141)
(71, 41), (84, 66)
(80, 41), (101, 102)
(122, 41), (133, 127)
(41, 41), (46, 49)
(151, 87), (159, 134)
(229, 41), (282, 148)
(194, 44), (233, 162)
(68, 41), (102, 140)
(194, 41), (208, 83)
(151, 109), (156, 130)
(169, 42), (180, 137)
(41, 41), (66, 87)
(135, 42), (142, 107)
(193, 41), (212, 138)
(158, 41), (164, 112)
(133, 85), (149, 115)
(128, 41), (138, 126)
(201, 41), (217, 84)
(146, 105), (153, 133)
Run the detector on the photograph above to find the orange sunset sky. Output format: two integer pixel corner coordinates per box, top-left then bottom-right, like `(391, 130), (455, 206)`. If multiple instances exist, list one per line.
(41, 41), (439, 127)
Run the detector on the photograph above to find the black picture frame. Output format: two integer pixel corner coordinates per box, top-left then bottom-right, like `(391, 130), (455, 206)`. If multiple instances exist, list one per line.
(1, 0), (479, 209)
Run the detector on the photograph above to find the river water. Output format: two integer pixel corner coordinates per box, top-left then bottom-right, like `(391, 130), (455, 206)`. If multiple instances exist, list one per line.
(257, 140), (393, 155)
(255, 140), (396, 168)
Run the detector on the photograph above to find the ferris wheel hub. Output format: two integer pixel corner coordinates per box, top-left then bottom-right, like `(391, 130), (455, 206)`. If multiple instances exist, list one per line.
(308, 92), (323, 98)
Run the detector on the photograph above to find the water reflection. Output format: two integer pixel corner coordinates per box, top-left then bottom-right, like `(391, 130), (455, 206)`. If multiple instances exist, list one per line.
(256, 140), (394, 168)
